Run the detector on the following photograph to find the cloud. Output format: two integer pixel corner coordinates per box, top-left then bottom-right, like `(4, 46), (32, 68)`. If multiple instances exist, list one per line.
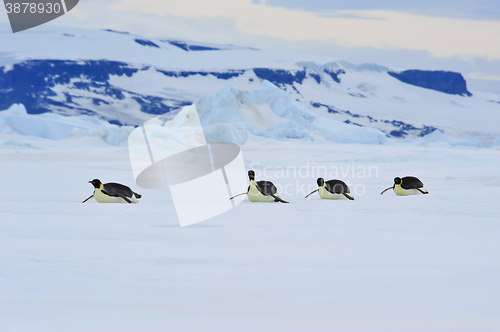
(263, 0), (500, 22)
(108, 0), (500, 60)
(467, 73), (500, 81)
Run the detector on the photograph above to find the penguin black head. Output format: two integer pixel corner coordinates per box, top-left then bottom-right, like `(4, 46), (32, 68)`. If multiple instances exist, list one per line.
(317, 178), (325, 187)
(89, 179), (102, 189)
(248, 170), (255, 181)
(394, 177), (402, 185)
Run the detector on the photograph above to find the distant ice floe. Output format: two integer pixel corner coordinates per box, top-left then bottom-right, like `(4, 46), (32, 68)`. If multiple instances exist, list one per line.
(195, 81), (392, 145)
(0, 104), (134, 145)
(404, 129), (486, 148)
(0, 82), (495, 149)
(491, 137), (500, 150)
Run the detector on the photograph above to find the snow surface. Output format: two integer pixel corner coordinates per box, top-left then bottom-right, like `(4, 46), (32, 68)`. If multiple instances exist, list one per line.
(0, 85), (498, 332)
(0, 135), (499, 332)
(1, 23), (499, 331)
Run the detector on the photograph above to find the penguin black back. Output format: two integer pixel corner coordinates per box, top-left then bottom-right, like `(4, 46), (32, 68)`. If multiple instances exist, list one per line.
(398, 176), (424, 190)
(102, 182), (134, 197)
(254, 181), (278, 195)
(324, 179), (351, 194)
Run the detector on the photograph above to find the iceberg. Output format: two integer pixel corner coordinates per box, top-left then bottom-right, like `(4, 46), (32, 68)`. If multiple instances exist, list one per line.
(0, 104), (134, 145)
(194, 81), (392, 145)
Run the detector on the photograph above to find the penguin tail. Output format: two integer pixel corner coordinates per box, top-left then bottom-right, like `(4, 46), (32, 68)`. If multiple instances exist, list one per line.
(133, 192), (142, 199)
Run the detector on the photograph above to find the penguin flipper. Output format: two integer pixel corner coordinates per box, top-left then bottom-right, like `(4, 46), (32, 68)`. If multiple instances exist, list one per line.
(82, 194), (94, 203)
(117, 194), (133, 204)
(325, 180), (350, 195)
(305, 189), (319, 198)
(256, 181), (277, 196)
(101, 189), (117, 197)
(380, 186), (393, 195)
(417, 188), (429, 194)
(342, 193), (355, 200)
(101, 189), (132, 203)
(271, 194), (288, 204)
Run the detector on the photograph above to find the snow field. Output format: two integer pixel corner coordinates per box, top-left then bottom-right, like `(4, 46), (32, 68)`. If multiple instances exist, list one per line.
(1, 140), (499, 331)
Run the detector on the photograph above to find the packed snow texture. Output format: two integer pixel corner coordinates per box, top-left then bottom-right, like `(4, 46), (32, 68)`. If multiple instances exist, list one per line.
(0, 139), (499, 332)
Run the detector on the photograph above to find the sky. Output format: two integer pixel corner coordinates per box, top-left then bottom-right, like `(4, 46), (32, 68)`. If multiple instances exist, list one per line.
(1, 0), (500, 92)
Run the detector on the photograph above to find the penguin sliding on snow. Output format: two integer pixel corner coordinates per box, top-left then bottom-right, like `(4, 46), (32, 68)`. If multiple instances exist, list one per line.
(83, 179), (141, 204)
(380, 176), (429, 196)
(229, 170), (288, 203)
(305, 178), (354, 200)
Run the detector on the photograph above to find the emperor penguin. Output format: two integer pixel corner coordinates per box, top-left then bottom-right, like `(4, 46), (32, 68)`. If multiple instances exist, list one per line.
(380, 176), (429, 196)
(83, 179), (141, 204)
(229, 170), (289, 203)
(305, 178), (354, 200)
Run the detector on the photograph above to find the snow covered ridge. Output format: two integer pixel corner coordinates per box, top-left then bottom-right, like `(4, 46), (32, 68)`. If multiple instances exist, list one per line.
(195, 81), (392, 145)
(1, 82), (498, 148)
(1, 58), (496, 141)
(194, 82), (497, 148)
(1, 24), (499, 142)
(0, 59), (192, 126)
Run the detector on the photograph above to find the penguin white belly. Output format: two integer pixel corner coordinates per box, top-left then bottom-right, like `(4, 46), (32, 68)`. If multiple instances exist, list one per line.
(93, 189), (138, 203)
(247, 186), (276, 202)
(318, 187), (350, 200)
(394, 185), (428, 196)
